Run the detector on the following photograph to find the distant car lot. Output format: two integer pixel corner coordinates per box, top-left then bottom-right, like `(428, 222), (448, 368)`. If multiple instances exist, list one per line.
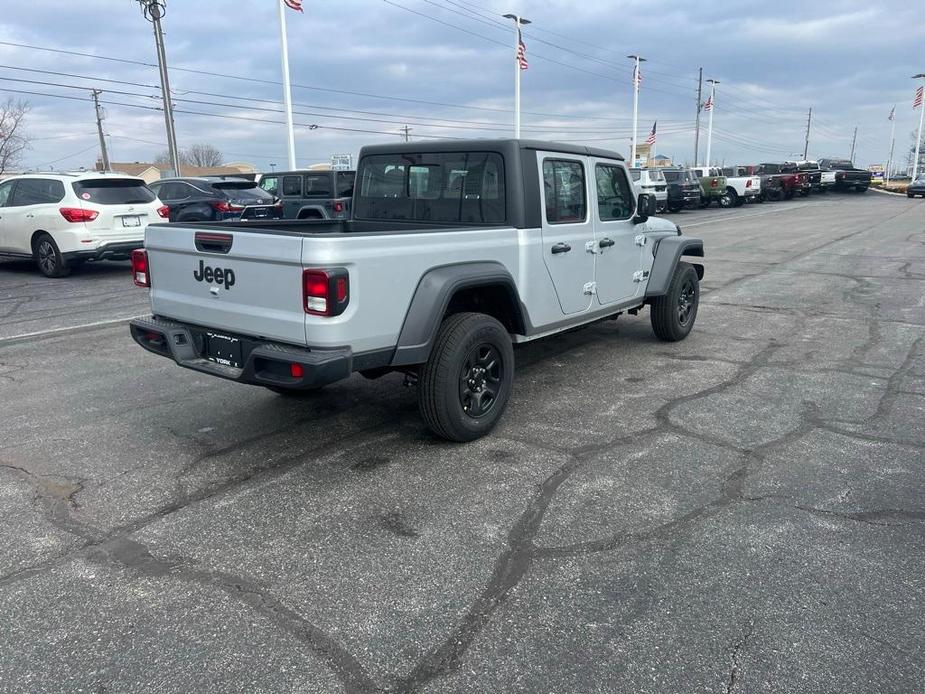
(0, 193), (923, 693)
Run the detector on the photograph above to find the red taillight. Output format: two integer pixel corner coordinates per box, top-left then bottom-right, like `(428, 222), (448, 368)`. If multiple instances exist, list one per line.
(333, 201), (345, 213)
(290, 363), (304, 378)
(131, 249), (149, 287)
(212, 201), (245, 213)
(746, 179), (752, 188)
(302, 268), (349, 316)
(710, 179), (718, 188)
(59, 207), (99, 223)
(157, 205), (170, 218)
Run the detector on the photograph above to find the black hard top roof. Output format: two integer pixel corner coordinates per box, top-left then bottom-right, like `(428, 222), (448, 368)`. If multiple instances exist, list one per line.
(358, 138), (624, 162)
(263, 170), (354, 176)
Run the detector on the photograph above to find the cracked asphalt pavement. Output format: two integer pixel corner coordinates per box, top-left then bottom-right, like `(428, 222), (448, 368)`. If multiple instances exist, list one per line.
(1, 193), (923, 693)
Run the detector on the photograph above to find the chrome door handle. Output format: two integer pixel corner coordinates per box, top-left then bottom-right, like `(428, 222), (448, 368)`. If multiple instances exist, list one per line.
(598, 238), (615, 248)
(551, 242), (571, 254)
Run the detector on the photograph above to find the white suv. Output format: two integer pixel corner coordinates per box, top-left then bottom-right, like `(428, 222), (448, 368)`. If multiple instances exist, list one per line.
(0, 172), (167, 277)
(629, 168), (668, 213)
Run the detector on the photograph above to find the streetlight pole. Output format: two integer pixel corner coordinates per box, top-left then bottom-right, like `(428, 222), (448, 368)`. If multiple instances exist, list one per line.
(136, 0), (180, 176)
(705, 79), (719, 167)
(503, 13), (530, 138)
(913, 74), (925, 180)
(693, 67), (703, 166)
(627, 54), (646, 166)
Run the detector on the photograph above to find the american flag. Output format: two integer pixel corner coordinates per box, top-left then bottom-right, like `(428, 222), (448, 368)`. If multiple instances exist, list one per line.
(284, 0), (303, 12)
(915, 86), (923, 110)
(633, 64), (642, 88)
(517, 29), (528, 70)
(888, 105), (895, 121)
(703, 94), (713, 112)
(646, 121), (657, 146)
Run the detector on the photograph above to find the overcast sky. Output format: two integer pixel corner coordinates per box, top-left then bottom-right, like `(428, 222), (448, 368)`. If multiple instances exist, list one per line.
(1, 0), (924, 172)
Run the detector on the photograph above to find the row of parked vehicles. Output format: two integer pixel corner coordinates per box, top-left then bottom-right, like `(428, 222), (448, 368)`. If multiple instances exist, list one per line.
(631, 158), (872, 214)
(0, 152), (872, 278)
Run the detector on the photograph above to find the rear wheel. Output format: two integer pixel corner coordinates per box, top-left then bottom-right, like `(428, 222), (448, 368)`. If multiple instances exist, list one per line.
(668, 203), (682, 214)
(650, 262), (699, 342)
(33, 233), (71, 278)
(418, 312), (514, 442)
(783, 189), (795, 200)
(718, 188), (738, 208)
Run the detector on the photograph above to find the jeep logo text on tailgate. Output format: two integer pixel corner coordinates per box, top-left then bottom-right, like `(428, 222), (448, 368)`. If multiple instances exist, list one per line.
(193, 260), (235, 289)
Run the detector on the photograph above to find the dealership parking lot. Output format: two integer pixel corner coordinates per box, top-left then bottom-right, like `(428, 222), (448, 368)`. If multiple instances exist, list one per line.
(1, 194), (923, 692)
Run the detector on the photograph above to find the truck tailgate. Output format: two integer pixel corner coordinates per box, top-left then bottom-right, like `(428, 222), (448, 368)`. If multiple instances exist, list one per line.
(145, 224), (307, 346)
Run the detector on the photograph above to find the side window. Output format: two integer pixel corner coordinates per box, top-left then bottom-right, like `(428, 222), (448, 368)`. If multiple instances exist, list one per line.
(282, 175), (302, 196)
(303, 174), (332, 197)
(336, 172), (355, 197)
(543, 159), (586, 224)
(0, 180), (13, 206)
(159, 182), (188, 201)
(10, 178), (64, 206)
(259, 176), (279, 196)
(595, 164), (634, 221)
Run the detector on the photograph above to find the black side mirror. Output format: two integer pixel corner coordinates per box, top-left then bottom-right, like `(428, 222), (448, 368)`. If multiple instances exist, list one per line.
(634, 193), (656, 224)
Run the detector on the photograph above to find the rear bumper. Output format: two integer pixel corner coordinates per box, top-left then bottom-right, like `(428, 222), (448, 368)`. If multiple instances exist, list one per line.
(129, 315), (352, 390)
(63, 240), (143, 262)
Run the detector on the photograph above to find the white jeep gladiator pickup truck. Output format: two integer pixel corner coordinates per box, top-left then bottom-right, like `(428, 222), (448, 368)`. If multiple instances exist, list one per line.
(130, 139), (705, 441)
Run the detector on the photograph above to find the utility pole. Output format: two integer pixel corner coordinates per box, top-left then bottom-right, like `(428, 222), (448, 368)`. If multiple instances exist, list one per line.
(886, 106), (896, 185)
(400, 125), (412, 142)
(705, 78), (719, 167)
(627, 54), (646, 166)
(802, 107), (812, 160)
(694, 67), (703, 166)
(913, 74), (925, 181)
(137, 0), (180, 176)
(849, 126), (858, 163)
(91, 89), (110, 172)
(503, 13), (530, 138)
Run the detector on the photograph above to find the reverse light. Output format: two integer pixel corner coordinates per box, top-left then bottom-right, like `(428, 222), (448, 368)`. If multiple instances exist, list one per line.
(303, 268), (349, 316)
(156, 205), (170, 218)
(131, 249), (150, 287)
(59, 207), (99, 223)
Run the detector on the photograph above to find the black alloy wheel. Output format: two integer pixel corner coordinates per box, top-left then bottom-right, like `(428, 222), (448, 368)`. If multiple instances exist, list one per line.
(459, 343), (503, 418)
(34, 233), (70, 278)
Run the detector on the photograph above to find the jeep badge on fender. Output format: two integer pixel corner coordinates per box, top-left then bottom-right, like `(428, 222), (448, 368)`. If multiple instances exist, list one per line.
(193, 259), (235, 289)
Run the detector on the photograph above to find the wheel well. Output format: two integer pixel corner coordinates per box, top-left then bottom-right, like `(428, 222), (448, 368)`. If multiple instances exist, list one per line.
(298, 209), (324, 219)
(444, 283), (526, 335)
(30, 230), (49, 254)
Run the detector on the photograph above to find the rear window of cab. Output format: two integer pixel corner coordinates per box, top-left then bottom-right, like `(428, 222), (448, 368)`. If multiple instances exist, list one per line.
(72, 179), (156, 205)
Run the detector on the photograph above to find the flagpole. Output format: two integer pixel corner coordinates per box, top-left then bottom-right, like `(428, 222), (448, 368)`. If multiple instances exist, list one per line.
(503, 13), (529, 138)
(887, 108), (896, 185)
(913, 75), (925, 181)
(628, 55), (644, 166)
(705, 79), (718, 167)
(277, 0), (297, 169)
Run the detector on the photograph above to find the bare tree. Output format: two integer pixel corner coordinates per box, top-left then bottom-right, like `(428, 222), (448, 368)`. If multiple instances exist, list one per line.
(0, 98), (31, 175)
(185, 143), (223, 167)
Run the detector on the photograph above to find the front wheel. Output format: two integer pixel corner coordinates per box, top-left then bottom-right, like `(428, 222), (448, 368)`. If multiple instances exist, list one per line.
(650, 262), (700, 342)
(33, 233), (71, 278)
(418, 312), (514, 442)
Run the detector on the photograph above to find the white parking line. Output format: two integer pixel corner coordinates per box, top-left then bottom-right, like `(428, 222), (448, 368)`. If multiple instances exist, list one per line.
(0, 314), (145, 345)
(680, 202), (818, 228)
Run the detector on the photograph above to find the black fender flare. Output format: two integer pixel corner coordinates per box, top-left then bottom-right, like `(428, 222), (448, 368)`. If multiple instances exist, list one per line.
(391, 262), (525, 367)
(645, 236), (704, 298)
(296, 205), (327, 219)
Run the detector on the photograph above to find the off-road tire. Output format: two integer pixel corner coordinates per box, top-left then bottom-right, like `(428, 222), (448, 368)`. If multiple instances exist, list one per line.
(418, 312), (514, 442)
(33, 233), (71, 278)
(650, 261), (699, 342)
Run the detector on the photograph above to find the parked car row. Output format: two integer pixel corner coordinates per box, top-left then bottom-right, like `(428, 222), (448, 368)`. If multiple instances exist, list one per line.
(0, 167), (357, 277)
(630, 157), (872, 214)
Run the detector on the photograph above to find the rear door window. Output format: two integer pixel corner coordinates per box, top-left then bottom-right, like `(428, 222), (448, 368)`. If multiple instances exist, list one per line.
(336, 172), (355, 197)
(543, 159), (586, 224)
(303, 174), (332, 197)
(72, 179), (155, 205)
(10, 178), (65, 206)
(281, 175), (302, 196)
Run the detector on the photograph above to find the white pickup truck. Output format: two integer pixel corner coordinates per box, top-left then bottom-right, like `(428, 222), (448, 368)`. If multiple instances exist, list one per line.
(697, 166), (760, 208)
(130, 139), (705, 441)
